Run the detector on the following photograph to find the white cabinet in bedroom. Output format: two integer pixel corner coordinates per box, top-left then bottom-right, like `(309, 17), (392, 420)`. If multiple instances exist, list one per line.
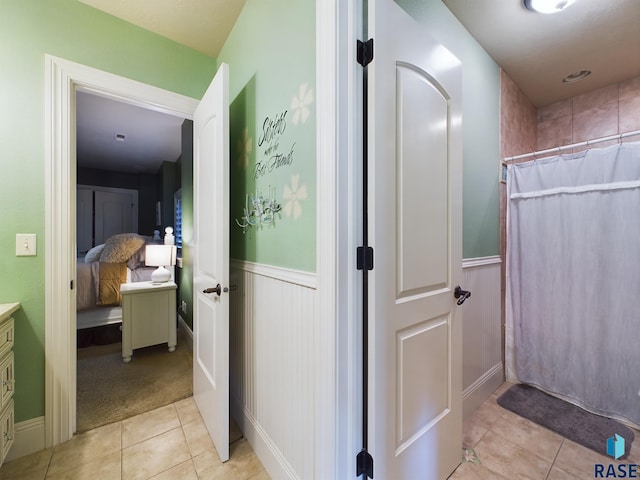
(120, 282), (177, 363)
(0, 303), (18, 467)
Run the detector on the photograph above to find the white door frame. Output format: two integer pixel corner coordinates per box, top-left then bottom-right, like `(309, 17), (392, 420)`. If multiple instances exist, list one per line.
(44, 54), (198, 446)
(318, 0), (363, 478)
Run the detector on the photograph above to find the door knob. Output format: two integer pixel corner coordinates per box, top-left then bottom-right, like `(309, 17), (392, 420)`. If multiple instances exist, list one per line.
(454, 286), (471, 305)
(203, 284), (222, 296)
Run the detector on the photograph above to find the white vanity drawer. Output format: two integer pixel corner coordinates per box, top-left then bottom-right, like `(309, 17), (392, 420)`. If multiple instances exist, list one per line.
(0, 352), (14, 411)
(0, 399), (14, 465)
(0, 318), (14, 361)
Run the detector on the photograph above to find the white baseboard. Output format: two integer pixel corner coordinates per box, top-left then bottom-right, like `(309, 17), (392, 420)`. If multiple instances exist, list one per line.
(463, 363), (504, 420)
(177, 314), (193, 351)
(5, 416), (45, 462)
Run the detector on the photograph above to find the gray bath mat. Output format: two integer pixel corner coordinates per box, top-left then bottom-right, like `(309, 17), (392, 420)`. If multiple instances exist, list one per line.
(497, 383), (634, 459)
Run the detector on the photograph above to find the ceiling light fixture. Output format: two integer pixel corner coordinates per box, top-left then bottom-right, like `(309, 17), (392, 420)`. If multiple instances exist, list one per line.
(523, 0), (577, 14)
(562, 70), (591, 83)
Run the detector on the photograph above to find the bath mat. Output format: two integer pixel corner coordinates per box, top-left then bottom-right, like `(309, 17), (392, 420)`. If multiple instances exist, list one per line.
(497, 383), (634, 459)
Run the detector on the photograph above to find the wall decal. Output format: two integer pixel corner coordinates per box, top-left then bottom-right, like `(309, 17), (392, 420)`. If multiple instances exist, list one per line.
(291, 83), (314, 126)
(255, 109), (296, 179)
(283, 174), (308, 220)
(237, 126), (252, 170)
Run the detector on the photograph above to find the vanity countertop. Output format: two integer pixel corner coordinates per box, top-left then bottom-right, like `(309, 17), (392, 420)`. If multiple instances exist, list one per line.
(0, 303), (20, 322)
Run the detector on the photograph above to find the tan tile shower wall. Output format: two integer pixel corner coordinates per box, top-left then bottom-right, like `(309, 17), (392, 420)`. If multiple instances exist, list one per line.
(537, 75), (640, 150)
(499, 70), (537, 310)
(500, 70), (537, 159)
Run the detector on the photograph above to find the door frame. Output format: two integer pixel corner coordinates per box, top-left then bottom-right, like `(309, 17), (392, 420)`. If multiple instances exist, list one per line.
(44, 54), (198, 446)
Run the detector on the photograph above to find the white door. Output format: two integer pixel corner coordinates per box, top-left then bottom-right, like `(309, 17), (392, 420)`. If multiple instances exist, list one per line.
(193, 63), (230, 462)
(94, 189), (138, 243)
(369, 1), (463, 478)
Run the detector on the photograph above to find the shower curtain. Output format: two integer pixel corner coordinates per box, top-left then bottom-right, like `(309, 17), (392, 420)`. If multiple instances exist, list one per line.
(506, 141), (640, 426)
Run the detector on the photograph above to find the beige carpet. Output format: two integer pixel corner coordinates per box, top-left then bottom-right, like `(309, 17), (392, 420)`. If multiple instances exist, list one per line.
(76, 325), (193, 433)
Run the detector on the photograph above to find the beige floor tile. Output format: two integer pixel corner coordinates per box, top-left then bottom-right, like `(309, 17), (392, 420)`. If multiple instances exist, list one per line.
(546, 466), (581, 480)
(122, 403), (181, 448)
(225, 439), (264, 478)
(474, 430), (552, 480)
(47, 422), (121, 476)
(149, 459), (198, 479)
(554, 439), (617, 478)
(448, 461), (509, 480)
(45, 451), (121, 480)
(0, 447), (53, 480)
(183, 418), (216, 457)
(195, 455), (242, 480)
(174, 397), (202, 426)
(489, 410), (563, 463)
(462, 417), (488, 448)
(467, 400), (505, 431)
(122, 427), (191, 480)
(247, 470), (271, 480)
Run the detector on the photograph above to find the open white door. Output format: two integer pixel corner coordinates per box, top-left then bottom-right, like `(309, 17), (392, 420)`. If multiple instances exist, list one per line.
(369, 1), (464, 478)
(193, 63), (230, 462)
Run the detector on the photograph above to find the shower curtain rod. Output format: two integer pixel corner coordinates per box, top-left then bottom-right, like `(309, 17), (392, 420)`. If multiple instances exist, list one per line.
(503, 129), (640, 163)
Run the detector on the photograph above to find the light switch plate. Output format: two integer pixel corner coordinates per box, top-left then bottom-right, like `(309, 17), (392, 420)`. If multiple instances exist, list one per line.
(16, 234), (37, 256)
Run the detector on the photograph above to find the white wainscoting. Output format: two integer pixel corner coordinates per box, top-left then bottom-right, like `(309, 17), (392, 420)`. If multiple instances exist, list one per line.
(461, 256), (504, 419)
(230, 260), (318, 480)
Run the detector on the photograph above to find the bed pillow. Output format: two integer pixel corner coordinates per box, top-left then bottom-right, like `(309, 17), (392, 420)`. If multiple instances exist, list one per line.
(99, 233), (146, 264)
(84, 243), (105, 263)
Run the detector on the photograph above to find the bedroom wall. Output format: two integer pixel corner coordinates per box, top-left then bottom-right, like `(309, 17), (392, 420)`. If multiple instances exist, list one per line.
(0, 0), (215, 425)
(77, 167), (159, 235)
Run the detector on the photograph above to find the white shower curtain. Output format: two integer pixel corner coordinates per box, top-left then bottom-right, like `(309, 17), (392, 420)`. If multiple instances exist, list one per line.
(506, 141), (640, 426)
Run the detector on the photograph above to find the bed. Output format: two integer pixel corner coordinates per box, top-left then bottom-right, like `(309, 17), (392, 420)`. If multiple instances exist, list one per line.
(76, 233), (162, 330)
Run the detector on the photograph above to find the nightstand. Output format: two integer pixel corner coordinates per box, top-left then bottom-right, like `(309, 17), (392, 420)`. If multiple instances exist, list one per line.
(120, 281), (177, 363)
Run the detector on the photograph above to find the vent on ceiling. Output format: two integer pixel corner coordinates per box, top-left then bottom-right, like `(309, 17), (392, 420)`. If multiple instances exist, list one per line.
(115, 133), (126, 141)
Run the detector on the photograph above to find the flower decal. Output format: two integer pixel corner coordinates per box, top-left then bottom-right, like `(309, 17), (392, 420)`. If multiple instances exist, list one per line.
(237, 127), (252, 170)
(282, 174), (308, 220)
(290, 83), (314, 126)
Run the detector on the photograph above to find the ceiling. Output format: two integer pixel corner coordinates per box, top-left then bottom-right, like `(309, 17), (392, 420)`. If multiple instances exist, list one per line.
(78, 0), (246, 58)
(77, 0), (640, 174)
(76, 91), (184, 174)
(443, 0), (640, 107)
(75, 0), (246, 174)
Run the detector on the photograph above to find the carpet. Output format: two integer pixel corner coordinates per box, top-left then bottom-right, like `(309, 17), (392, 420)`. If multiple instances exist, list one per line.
(76, 325), (193, 433)
(497, 383), (634, 459)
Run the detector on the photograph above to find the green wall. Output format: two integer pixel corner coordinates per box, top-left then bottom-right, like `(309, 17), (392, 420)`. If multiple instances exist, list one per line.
(218, 0), (317, 272)
(0, 0), (215, 423)
(395, 0), (501, 259)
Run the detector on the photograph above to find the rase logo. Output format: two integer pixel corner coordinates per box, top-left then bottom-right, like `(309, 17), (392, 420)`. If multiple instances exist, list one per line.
(608, 434), (625, 460)
(594, 433), (638, 478)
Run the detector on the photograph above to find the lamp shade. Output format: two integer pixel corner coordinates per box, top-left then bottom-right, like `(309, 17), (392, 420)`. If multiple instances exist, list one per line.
(145, 245), (176, 283)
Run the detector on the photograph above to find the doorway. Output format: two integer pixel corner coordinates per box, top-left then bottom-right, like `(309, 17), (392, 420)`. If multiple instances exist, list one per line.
(45, 54), (200, 446)
(74, 89), (190, 433)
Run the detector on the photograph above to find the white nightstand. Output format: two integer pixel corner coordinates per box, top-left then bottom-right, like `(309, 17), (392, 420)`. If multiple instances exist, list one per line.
(120, 281), (177, 363)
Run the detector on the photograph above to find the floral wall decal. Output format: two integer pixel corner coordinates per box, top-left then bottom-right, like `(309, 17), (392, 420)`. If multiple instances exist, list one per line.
(290, 83), (314, 126)
(283, 174), (308, 220)
(236, 126), (252, 170)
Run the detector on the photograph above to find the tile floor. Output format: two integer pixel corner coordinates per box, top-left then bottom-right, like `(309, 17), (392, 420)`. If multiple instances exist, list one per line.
(450, 382), (640, 480)
(4, 383), (639, 479)
(0, 397), (269, 480)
